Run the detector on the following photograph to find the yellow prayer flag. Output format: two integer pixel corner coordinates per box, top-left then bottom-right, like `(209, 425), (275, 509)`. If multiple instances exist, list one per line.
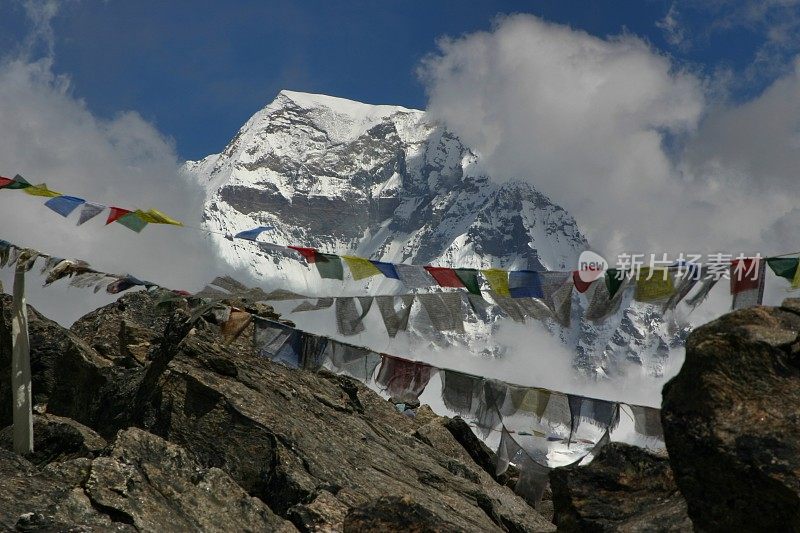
(634, 267), (674, 302)
(342, 256), (381, 280)
(511, 388), (551, 418)
(24, 184), (61, 198)
(134, 209), (183, 226)
(482, 268), (510, 297)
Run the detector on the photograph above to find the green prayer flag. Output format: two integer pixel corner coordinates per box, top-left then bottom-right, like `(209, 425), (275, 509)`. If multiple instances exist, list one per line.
(315, 253), (344, 280)
(767, 257), (798, 282)
(5, 175), (31, 189)
(605, 269), (625, 299)
(116, 212), (148, 233)
(455, 268), (481, 295)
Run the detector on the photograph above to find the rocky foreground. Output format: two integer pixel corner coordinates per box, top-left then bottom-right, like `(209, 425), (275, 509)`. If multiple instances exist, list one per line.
(0, 291), (797, 531)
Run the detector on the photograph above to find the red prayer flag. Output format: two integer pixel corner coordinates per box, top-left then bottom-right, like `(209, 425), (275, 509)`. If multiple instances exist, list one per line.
(424, 266), (465, 288)
(289, 246), (318, 263)
(106, 207), (131, 225)
(0, 176), (13, 188)
(572, 271), (593, 293)
(730, 258), (761, 294)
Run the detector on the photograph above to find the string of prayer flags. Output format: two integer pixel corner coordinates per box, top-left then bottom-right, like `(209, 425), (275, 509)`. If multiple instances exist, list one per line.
(0, 172), (182, 233)
(508, 270), (544, 298)
(315, 253), (344, 280)
(44, 195), (86, 217)
(370, 260), (400, 280)
(342, 256), (382, 280)
(416, 292), (465, 333)
(767, 257), (800, 290)
(1, 175), (31, 189)
(482, 268), (510, 296)
(424, 266), (465, 288)
(730, 257), (766, 310)
(234, 226), (273, 241)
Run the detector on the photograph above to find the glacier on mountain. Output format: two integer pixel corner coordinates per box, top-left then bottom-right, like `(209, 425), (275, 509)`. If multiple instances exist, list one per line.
(184, 90), (683, 380)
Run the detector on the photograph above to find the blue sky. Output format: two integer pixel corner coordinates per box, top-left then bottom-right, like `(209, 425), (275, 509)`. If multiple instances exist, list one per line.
(1, 0), (795, 160)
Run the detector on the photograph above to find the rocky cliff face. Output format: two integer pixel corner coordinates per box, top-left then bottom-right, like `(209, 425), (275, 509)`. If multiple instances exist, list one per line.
(0, 291), (556, 532)
(662, 300), (800, 531)
(184, 90), (678, 378)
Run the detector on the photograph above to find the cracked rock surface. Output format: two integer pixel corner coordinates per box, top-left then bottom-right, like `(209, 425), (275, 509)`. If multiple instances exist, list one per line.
(662, 299), (800, 531)
(0, 290), (554, 532)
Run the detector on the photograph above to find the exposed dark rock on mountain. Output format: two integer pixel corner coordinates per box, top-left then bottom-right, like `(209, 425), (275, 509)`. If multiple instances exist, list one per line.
(0, 290), (555, 532)
(662, 299), (800, 531)
(549, 442), (691, 532)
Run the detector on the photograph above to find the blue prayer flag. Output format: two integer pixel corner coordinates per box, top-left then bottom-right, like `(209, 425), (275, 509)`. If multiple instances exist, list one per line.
(234, 226), (274, 241)
(370, 260), (400, 280)
(44, 195), (85, 217)
(508, 270), (544, 298)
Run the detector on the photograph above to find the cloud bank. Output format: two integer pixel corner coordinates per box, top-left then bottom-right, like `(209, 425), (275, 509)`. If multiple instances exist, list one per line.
(420, 14), (800, 261)
(0, 2), (226, 324)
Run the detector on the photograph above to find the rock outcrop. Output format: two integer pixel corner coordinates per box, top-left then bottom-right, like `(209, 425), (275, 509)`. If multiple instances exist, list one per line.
(549, 442), (691, 532)
(662, 300), (800, 531)
(0, 290), (555, 532)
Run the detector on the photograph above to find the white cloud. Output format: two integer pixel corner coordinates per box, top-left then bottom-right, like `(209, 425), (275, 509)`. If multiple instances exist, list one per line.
(420, 14), (800, 262)
(0, 2), (230, 324)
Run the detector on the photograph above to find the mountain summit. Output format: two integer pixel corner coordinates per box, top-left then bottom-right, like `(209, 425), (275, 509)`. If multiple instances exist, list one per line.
(185, 91), (677, 377)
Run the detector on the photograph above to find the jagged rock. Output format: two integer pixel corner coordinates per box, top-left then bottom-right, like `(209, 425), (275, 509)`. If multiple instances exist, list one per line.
(549, 442), (691, 532)
(0, 427), (292, 531)
(0, 413), (106, 466)
(0, 290), (555, 531)
(342, 495), (462, 532)
(662, 301), (800, 531)
(0, 294), (134, 431)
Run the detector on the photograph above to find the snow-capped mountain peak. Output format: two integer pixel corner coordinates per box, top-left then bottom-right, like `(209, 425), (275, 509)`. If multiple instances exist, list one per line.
(184, 90), (676, 378)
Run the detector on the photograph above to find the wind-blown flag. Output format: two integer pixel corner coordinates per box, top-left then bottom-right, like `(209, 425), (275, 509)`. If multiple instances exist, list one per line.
(116, 212), (148, 233)
(44, 195), (86, 217)
(23, 184), (61, 197)
(482, 268), (510, 296)
(106, 207), (131, 225)
(508, 270), (544, 298)
(424, 266), (465, 288)
(767, 257), (800, 290)
(77, 202), (105, 225)
(342, 256), (382, 280)
(454, 268), (481, 295)
(0, 176), (13, 188)
(3, 175), (31, 189)
(731, 257), (766, 309)
(572, 271), (593, 293)
(134, 209), (183, 226)
(234, 226), (273, 241)
(370, 260), (400, 280)
(634, 267), (675, 302)
(395, 264), (436, 289)
(315, 253), (344, 280)
(289, 246), (317, 263)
